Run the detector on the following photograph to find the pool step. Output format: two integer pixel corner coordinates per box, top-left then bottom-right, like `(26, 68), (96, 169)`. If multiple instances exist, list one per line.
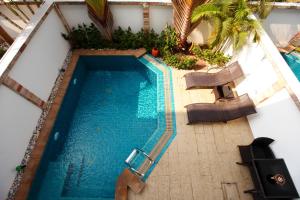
(36, 161), (114, 200)
(35, 161), (68, 200)
(64, 186), (113, 199)
(115, 169), (145, 200)
(61, 157), (85, 196)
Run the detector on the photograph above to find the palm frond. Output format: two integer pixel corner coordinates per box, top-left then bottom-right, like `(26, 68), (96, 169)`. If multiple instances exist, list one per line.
(220, 17), (233, 42)
(209, 17), (222, 47)
(191, 4), (222, 23)
(235, 7), (251, 20)
(235, 31), (248, 50)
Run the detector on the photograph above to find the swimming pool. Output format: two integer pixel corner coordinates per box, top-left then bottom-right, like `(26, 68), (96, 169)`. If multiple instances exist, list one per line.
(28, 55), (175, 200)
(281, 52), (300, 81)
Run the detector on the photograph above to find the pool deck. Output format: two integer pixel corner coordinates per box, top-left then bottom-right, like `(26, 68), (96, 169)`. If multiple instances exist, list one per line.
(12, 49), (255, 200)
(128, 68), (255, 200)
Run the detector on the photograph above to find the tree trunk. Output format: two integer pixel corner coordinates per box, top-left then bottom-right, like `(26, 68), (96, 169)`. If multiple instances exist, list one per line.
(171, 0), (207, 47)
(0, 25), (13, 45)
(86, 0), (113, 41)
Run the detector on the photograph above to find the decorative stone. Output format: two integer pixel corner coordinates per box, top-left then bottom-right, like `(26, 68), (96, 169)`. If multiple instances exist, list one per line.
(6, 50), (72, 200)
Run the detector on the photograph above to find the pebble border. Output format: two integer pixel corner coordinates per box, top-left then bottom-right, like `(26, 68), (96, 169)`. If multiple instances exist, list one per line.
(6, 51), (72, 200)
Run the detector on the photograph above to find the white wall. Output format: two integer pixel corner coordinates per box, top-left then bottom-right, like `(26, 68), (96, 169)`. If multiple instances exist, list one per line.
(61, 4), (145, 32)
(110, 5), (143, 32)
(0, 1), (70, 198)
(59, 4), (93, 28)
(0, 86), (42, 200)
(149, 6), (173, 33)
(234, 27), (300, 193)
(248, 88), (300, 194)
(188, 20), (214, 45)
(263, 8), (300, 47)
(60, 4), (173, 33)
(8, 10), (70, 101)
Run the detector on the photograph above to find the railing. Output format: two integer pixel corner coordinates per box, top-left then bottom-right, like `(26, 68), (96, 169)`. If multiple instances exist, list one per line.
(125, 148), (154, 177)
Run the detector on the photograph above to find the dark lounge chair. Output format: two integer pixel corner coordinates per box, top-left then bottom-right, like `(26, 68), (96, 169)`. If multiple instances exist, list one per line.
(185, 94), (256, 124)
(237, 137), (275, 165)
(184, 61), (243, 89)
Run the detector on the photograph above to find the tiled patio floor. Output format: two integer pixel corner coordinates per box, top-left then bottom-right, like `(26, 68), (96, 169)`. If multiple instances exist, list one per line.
(128, 68), (255, 200)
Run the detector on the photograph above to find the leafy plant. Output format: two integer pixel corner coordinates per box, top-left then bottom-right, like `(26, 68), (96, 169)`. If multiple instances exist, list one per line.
(295, 47), (300, 53)
(158, 25), (179, 55)
(191, 0), (261, 51)
(191, 45), (231, 66)
(0, 47), (6, 58)
(62, 24), (197, 69)
(112, 27), (160, 51)
(62, 24), (176, 53)
(62, 23), (109, 49)
(163, 52), (197, 70)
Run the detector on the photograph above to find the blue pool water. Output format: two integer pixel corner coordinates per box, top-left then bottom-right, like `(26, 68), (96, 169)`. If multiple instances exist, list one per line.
(29, 56), (170, 200)
(281, 52), (300, 81)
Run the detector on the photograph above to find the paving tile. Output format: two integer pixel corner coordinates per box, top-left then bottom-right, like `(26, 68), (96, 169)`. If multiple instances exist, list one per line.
(169, 175), (183, 200)
(132, 63), (254, 200)
(157, 175), (170, 200)
(179, 175), (194, 200)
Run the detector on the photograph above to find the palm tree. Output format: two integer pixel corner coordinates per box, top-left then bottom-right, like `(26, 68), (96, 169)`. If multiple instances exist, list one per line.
(85, 0), (113, 40)
(172, 0), (207, 47)
(191, 0), (261, 51)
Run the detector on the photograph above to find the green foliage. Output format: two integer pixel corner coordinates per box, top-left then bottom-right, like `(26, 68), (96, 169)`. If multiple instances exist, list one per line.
(158, 25), (179, 55)
(62, 23), (109, 49)
(0, 47), (6, 58)
(112, 27), (160, 51)
(62, 24), (195, 69)
(249, 0), (274, 19)
(191, 0), (261, 52)
(15, 165), (26, 172)
(191, 45), (231, 66)
(163, 53), (197, 70)
(62, 24), (168, 52)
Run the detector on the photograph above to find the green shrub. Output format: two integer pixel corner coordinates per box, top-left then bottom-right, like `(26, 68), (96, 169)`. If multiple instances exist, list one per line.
(191, 45), (231, 66)
(112, 27), (160, 51)
(62, 24), (164, 52)
(62, 23), (110, 49)
(158, 25), (179, 55)
(163, 52), (197, 70)
(112, 27), (138, 49)
(0, 47), (6, 58)
(62, 24), (197, 69)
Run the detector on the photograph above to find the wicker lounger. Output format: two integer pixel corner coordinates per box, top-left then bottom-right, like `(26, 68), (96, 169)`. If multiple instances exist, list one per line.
(184, 61), (244, 89)
(185, 94), (256, 124)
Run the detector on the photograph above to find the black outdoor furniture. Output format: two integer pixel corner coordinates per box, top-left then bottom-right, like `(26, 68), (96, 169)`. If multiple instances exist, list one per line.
(246, 159), (299, 199)
(237, 138), (299, 200)
(237, 137), (275, 165)
(213, 85), (235, 100)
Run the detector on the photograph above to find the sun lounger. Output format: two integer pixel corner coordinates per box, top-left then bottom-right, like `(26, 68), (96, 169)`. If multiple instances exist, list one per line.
(185, 94), (256, 124)
(184, 61), (243, 89)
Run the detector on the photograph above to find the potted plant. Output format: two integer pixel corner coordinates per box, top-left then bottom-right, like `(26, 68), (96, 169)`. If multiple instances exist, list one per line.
(151, 47), (159, 57)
